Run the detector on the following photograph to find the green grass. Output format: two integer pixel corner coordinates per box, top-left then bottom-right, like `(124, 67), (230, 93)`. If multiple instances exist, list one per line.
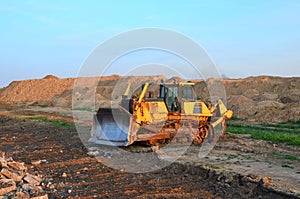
(227, 154), (238, 160)
(30, 116), (75, 129)
(227, 120), (300, 146)
(38, 105), (48, 108)
(228, 123), (298, 134)
(230, 115), (240, 121)
(282, 163), (294, 169)
(262, 121), (300, 130)
(205, 164), (220, 169)
(283, 154), (300, 161)
(272, 152), (300, 161)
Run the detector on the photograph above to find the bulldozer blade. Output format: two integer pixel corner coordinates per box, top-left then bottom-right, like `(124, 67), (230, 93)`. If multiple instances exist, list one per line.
(90, 108), (133, 146)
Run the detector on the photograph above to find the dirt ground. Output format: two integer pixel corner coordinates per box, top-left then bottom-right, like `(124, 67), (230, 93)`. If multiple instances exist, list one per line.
(0, 104), (299, 198)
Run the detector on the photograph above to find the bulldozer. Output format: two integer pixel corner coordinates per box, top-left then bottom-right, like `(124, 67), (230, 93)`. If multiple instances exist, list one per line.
(90, 81), (233, 146)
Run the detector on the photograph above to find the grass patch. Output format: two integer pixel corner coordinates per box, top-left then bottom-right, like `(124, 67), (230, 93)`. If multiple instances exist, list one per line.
(30, 116), (75, 129)
(282, 163), (294, 169)
(228, 123), (298, 134)
(234, 161), (241, 165)
(272, 152), (300, 161)
(205, 164), (220, 169)
(283, 154), (300, 161)
(227, 154), (238, 160)
(227, 120), (300, 146)
(262, 122), (300, 130)
(38, 105), (48, 108)
(231, 115), (240, 121)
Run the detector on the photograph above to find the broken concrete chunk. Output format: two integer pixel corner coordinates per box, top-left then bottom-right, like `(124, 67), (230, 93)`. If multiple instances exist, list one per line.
(31, 194), (49, 199)
(1, 168), (25, 182)
(23, 173), (42, 186)
(61, 172), (67, 178)
(0, 178), (16, 195)
(22, 183), (43, 193)
(7, 161), (27, 172)
(15, 191), (30, 199)
(31, 160), (42, 166)
(0, 152), (46, 197)
(0, 160), (7, 169)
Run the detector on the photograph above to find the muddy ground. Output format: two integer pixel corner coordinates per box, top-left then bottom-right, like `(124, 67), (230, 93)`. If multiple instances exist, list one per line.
(0, 104), (299, 198)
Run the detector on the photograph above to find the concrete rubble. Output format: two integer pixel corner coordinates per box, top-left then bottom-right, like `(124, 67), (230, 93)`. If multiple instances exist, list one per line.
(0, 150), (48, 198)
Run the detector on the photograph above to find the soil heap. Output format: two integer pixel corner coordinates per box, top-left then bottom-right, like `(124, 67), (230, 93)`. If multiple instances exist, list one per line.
(0, 75), (299, 123)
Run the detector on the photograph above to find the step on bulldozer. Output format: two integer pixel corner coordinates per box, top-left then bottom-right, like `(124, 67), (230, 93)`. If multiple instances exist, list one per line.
(90, 81), (233, 146)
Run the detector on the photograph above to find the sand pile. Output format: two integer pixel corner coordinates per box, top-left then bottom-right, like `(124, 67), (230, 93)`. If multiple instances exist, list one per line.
(0, 75), (74, 103)
(0, 75), (299, 123)
(221, 76), (300, 122)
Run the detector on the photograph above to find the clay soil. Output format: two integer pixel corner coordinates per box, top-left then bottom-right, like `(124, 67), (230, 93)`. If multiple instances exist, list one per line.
(0, 105), (299, 198)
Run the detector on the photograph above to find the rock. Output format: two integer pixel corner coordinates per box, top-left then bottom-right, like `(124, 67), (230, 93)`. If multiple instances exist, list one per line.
(14, 191), (30, 199)
(260, 177), (272, 185)
(151, 146), (160, 152)
(22, 183), (43, 193)
(61, 173), (67, 178)
(87, 151), (99, 156)
(23, 173), (42, 186)
(0, 160), (7, 168)
(0, 152), (46, 197)
(82, 167), (89, 171)
(1, 168), (24, 182)
(7, 161), (27, 171)
(0, 179), (16, 196)
(31, 194), (49, 199)
(31, 160), (42, 166)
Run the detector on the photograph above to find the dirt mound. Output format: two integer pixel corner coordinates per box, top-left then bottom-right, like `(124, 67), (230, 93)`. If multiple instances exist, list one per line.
(0, 75), (299, 123)
(227, 95), (256, 115)
(0, 74), (166, 107)
(73, 75), (166, 109)
(43, 75), (59, 80)
(222, 76), (300, 122)
(0, 77), (74, 103)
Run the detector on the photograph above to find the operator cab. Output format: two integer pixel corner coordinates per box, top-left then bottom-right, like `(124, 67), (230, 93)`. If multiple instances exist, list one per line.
(160, 82), (196, 112)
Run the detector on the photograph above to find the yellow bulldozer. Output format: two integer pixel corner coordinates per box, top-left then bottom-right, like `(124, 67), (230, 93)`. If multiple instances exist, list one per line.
(90, 81), (233, 146)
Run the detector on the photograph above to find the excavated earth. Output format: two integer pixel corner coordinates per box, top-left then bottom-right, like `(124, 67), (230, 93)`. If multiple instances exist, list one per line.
(1, 75), (300, 123)
(0, 75), (300, 198)
(0, 105), (299, 198)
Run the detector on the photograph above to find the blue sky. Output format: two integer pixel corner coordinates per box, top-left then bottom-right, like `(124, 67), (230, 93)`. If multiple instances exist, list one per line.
(1, 0), (300, 87)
